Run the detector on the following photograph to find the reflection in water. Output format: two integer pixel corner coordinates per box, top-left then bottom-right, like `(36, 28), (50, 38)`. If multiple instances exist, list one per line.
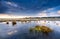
(6, 21), (16, 26)
(12, 21), (17, 26)
(6, 22), (9, 24)
(0, 21), (60, 39)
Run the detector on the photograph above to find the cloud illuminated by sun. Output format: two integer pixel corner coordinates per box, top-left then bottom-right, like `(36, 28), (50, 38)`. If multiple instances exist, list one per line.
(0, 14), (26, 18)
(0, 14), (39, 18)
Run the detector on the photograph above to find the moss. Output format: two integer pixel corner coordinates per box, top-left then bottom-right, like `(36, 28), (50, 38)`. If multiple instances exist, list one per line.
(41, 26), (52, 33)
(29, 25), (53, 33)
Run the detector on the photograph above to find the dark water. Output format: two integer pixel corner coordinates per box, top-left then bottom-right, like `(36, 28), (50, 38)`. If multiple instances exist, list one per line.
(0, 21), (60, 39)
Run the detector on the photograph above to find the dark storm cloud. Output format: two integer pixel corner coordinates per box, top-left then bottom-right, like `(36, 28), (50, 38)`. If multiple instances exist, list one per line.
(0, 0), (60, 14)
(7, 0), (60, 9)
(0, 1), (7, 13)
(0, 5), (8, 13)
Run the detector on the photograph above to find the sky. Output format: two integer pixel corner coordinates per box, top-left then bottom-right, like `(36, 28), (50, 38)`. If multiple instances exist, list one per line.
(0, 0), (60, 17)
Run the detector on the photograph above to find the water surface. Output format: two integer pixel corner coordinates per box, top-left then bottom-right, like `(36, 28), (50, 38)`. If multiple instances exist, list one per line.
(0, 21), (60, 39)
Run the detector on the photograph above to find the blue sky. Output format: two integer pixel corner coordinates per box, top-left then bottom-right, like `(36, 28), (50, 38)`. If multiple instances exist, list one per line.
(0, 0), (60, 16)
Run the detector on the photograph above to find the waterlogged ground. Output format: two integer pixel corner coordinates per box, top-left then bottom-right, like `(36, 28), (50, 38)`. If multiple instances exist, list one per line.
(0, 21), (60, 39)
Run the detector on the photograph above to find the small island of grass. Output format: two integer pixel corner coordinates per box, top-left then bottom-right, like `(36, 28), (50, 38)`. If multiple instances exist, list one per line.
(29, 25), (53, 35)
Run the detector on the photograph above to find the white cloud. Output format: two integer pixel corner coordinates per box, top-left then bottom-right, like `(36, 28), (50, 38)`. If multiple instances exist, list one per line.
(37, 8), (54, 17)
(5, 1), (18, 7)
(57, 10), (60, 14)
(48, 11), (60, 17)
(50, 14), (59, 16)
(37, 12), (47, 17)
(43, 10), (47, 12)
(38, 7), (60, 17)
(42, 8), (54, 13)
(5, 1), (10, 4)
(47, 8), (54, 10)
